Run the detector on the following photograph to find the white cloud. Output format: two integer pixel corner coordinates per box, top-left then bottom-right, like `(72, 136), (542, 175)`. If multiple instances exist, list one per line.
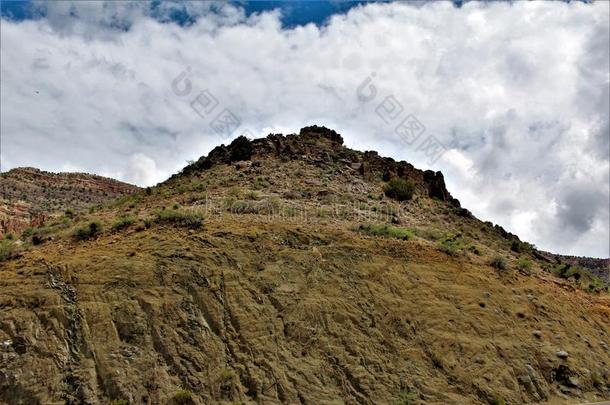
(1, 1), (608, 257)
(124, 153), (167, 186)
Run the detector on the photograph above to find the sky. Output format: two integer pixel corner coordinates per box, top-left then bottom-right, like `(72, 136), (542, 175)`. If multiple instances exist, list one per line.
(0, 0), (609, 258)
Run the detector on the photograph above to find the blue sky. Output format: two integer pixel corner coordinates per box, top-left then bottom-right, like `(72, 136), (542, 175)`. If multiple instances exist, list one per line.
(1, 0), (608, 257)
(1, 1), (362, 25)
(1, 0), (481, 27)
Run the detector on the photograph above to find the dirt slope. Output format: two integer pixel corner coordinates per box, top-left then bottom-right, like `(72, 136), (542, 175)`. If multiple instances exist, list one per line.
(0, 126), (608, 404)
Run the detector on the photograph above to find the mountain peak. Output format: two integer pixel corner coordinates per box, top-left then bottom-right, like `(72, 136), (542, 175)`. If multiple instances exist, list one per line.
(180, 126), (462, 209)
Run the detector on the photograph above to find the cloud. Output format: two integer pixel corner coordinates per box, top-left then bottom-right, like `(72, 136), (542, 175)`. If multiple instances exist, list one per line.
(1, 1), (608, 257)
(124, 153), (167, 186)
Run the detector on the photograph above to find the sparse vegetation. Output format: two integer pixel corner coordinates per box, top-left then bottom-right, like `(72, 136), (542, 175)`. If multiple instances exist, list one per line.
(155, 209), (203, 229)
(384, 178), (414, 202)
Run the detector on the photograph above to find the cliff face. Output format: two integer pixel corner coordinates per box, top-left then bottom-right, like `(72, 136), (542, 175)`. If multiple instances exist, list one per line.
(0, 167), (139, 236)
(1, 127), (609, 405)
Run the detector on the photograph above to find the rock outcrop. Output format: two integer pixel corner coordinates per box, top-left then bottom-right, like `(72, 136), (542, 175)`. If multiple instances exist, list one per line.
(181, 126), (460, 207)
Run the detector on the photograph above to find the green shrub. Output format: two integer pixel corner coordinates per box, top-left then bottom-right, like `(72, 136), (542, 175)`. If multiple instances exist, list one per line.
(21, 228), (34, 239)
(112, 215), (136, 231)
(384, 178), (414, 202)
(109, 400), (129, 405)
(245, 191), (259, 200)
(491, 397), (506, 405)
(220, 368), (234, 381)
(468, 245), (482, 256)
(490, 256), (507, 270)
(358, 224), (413, 240)
(510, 240), (534, 253)
(0, 240), (14, 262)
(228, 187), (242, 198)
(110, 194), (142, 209)
(155, 209), (203, 229)
(253, 176), (270, 190)
(438, 240), (461, 256)
(4, 233), (14, 241)
(592, 372), (605, 388)
(230, 200), (249, 213)
(517, 258), (532, 271)
(413, 228), (443, 241)
(283, 206), (298, 217)
(73, 221), (103, 240)
(438, 239), (462, 256)
(185, 192), (208, 204)
(172, 389), (193, 405)
(65, 208), (76, 219)
(393, 390), (418, 405)
(223, 196), (236, 210)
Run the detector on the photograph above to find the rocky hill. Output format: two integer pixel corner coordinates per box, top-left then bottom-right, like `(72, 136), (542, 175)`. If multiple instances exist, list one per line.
(0, 167), (140, 237)
(0, 126), (608, 405)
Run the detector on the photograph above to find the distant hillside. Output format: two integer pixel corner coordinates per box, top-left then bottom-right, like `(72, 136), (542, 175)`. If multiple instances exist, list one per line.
(0, 167), (140, 236)
(540, 252), (610, 283)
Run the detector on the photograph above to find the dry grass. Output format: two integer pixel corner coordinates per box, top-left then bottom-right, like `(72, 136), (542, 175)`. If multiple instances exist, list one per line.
(1, 214), (609, 404)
